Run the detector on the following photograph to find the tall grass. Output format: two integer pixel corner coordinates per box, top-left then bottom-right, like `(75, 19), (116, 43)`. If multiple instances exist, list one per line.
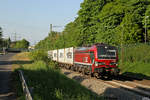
(122, 44), (150, 63)
(16, 61), (101, 100)
(29, 50), (49, 63)
(12, 51), (101, 100)
(119, 43), (150, 78)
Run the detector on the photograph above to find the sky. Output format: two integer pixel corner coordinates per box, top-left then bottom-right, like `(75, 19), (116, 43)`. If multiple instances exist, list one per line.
(0, 0), (83, 45)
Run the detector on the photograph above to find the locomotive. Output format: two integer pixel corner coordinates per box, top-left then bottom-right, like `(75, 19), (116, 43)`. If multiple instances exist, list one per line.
(48, 43), (120, 78)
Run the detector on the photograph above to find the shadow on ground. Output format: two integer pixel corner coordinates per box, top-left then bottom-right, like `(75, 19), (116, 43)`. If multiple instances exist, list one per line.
(15, 68), (150, 100)
(64, 72), (72, 75)
(100, 87), (149, 100)
(0, 61), (33, 65)
(62, 70), (150, 84)
(72, 75), (87, 83)
(121, 72), (150, 80)
(14, 68), (101, 100)
(99, 72), (150, 81)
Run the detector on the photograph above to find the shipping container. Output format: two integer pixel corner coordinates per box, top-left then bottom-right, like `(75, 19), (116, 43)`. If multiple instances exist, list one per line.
(58, 49), (65, 63)
(53, 50), (58, 61)
(64, 47), (74, 64)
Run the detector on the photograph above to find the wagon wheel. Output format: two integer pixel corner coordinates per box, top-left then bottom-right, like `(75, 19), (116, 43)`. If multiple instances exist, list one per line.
(75, 66), (78, 71)
(94, 73), (100, 79)
(70, 66), (74, 71)
(78, 67), (82, 73)
(81, 68), (85, 75)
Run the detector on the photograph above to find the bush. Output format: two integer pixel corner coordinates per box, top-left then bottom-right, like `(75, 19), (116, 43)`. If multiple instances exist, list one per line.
(23, 60), (47, 70)
(13, 39), (30, 49)
(29, 50), (49, 63)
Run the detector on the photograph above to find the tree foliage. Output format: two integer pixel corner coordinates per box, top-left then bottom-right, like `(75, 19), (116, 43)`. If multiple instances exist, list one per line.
(0, 27), (3, 47)
(36, 0), (150, 50)
(13, 39), (30, 49)
(0, 27), (11, 48)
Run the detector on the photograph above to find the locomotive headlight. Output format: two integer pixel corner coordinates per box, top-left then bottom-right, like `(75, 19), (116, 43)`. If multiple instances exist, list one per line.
(95, 62), (99, 66)
(116, 63), (118, 66)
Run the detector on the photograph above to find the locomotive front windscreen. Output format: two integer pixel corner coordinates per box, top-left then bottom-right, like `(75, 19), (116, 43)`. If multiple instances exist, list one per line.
(97, 46), (116, 59)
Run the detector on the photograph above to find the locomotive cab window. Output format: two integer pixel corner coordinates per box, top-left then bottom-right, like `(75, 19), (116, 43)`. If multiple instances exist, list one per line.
(97, 46), (116, 59)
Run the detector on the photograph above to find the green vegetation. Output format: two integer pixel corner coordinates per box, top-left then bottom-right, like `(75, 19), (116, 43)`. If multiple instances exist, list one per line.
(36, 0), (150, 50)
(34, 0), (150, 78)
(122, 44), (150, 63)
(119, 43), (150, 78)
(29, 50), (48, 62)
(33, 0), (150, 79)
(121, 62), (150, 78)
(20, 61), (100, 100)
(0, 27), (29, 49)
(13, 52), (101, 100)
(0, 27), (11, 48)
(12, 71), (26, 100)
(12, 39), (30, 49)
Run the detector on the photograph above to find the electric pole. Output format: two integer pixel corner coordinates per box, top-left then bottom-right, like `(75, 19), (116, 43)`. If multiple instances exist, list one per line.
(50, 24), (52, 33)
(14, 32), (17, 42)
(121, 24), (124, 68)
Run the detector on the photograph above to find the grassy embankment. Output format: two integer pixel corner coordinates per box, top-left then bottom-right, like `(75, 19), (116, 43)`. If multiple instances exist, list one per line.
(12, 44), (150, 99)
(12, 52), (101, 100)
(119, 44), (150, 79)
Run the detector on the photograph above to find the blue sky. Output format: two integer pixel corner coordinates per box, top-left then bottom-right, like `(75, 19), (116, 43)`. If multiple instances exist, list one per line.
(0, 0), (83, 45)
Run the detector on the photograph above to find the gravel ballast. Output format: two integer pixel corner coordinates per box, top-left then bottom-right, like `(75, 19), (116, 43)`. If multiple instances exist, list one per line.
(61, 69), (147, 100)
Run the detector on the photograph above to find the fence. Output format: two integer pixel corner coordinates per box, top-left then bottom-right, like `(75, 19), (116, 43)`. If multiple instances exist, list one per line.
(118, 42), (150, 63)
(18, 70), (33, 100)
(117, 42), (150, 79)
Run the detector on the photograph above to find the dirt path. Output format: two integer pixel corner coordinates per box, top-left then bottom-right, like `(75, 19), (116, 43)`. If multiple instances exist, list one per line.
(0, 53), (16, 100)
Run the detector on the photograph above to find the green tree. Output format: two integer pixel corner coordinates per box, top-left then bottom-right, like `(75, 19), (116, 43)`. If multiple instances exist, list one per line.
(0, 27), (3, 47)
(2, 38), (11, 48)
(14, 39), (30, 49)
(144, 4), (150, 42)
(35, 0), (150, 50)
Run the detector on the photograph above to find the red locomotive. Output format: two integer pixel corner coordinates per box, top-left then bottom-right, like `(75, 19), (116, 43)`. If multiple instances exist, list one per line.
(74, 43), (120, 77)
(48, 43), (120, 78)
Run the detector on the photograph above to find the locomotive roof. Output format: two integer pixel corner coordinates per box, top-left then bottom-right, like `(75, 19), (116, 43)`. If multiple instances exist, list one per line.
(75, 47), (91, 51)
(75, 43), (116, 52)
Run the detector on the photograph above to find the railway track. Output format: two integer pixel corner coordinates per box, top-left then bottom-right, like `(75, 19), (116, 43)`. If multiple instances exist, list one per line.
(61, 68), (150, 100)
(91, 76), (150, 99)
(104, 79), (150, 98)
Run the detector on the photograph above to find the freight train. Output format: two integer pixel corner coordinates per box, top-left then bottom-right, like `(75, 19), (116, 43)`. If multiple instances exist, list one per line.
(48, 43), (120, 78)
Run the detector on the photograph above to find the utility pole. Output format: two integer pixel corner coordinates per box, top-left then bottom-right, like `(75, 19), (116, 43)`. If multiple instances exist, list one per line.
(14, 32), (17, 42)
(50, 24), (52, 33)
(121, 24), (124, 68)
(63, 32), (65, 48)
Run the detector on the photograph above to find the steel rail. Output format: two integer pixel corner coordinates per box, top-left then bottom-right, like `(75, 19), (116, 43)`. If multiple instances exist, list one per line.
(106, 81), (150, 98)
(62, 68), (150, 99)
